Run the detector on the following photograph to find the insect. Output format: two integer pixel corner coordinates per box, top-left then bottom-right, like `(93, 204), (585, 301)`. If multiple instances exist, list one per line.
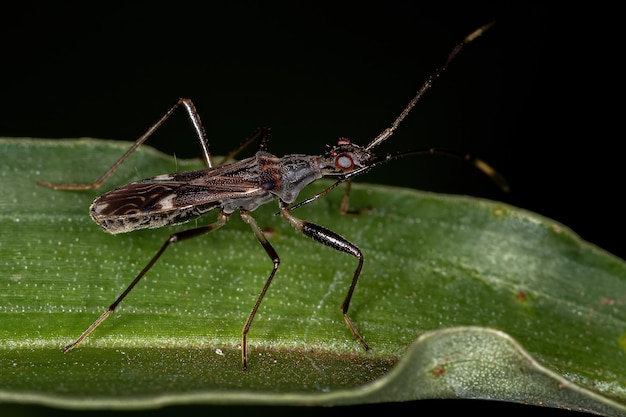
(38, 22), (505, 371)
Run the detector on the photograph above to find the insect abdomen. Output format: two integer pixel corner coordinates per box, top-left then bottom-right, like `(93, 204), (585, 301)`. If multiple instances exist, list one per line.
(90, 199), (221, 234)
(89, 181), (220, 234)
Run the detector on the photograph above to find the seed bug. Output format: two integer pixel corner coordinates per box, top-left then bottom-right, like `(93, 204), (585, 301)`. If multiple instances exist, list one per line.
(38, 22), (506, 371)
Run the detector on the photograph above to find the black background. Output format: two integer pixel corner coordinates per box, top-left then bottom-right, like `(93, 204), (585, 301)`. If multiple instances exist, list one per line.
(1, 2), (623, 416)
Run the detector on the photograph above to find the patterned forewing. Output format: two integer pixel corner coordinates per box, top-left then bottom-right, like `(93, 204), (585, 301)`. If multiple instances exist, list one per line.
(90, 160), (268, 234)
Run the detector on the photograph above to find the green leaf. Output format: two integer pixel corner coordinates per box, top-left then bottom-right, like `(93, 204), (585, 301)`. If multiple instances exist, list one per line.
(1, 138), (625, 415)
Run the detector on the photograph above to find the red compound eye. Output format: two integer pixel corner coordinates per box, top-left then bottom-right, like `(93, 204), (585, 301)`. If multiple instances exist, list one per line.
(335, 153), (354, 170)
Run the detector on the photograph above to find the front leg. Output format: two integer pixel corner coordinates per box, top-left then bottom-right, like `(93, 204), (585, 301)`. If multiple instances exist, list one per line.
(283, 177), (371, 215)
(279, 201), (369, 350)
(338, 179), (373, 215)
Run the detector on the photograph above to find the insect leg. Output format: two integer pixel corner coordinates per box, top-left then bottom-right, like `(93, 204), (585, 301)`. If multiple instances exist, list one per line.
(62, 212), (230, 353)
(339, 179), (353, 214)
(38, 98), (212, 190)
(283, 174), (366, 215)
(337, 179), (375, 215)
(290, 179), (357, 215)
(239, 210), (280, 372)
(215, 127), (271, 166)
(279, 201), (370, 351)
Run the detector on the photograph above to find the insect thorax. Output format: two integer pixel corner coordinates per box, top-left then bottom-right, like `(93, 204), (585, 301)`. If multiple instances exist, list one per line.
(256, 152), (323, 204)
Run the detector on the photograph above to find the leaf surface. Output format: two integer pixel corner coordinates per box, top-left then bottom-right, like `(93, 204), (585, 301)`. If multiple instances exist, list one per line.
(1, 138), (625, 415)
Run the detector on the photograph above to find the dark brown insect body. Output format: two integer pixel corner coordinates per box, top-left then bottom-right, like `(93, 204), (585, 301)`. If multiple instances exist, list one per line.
(37, 23), (502, 371)
(91, 138), (376, 235)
